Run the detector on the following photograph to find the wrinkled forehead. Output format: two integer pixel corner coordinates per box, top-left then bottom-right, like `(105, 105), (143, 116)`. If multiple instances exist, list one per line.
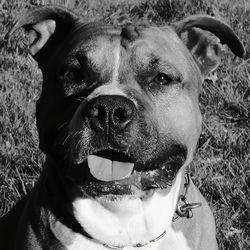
(59, 23), (121, 70)
(62, 23), (197, 78)
(126, 27), (195, 77)
(65, 23), (120, 54)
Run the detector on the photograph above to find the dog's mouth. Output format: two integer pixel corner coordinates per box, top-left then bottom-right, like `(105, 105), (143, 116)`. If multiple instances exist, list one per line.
(70, 147), (186, 198)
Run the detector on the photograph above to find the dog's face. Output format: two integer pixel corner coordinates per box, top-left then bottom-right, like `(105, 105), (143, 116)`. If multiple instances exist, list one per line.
(8, 6), (244, 246)
(37, 23), (202, 198)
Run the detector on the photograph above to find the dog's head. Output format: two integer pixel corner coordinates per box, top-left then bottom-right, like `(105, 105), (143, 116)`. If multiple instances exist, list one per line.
(7, 5), (244, 246)
(7, 5), (245, 197)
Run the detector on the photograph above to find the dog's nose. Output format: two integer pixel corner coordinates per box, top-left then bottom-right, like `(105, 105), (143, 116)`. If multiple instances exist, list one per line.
(86, 95), (136, 133)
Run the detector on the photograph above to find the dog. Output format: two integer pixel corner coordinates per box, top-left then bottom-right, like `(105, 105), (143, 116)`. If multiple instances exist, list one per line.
(0, 5), (245, 250)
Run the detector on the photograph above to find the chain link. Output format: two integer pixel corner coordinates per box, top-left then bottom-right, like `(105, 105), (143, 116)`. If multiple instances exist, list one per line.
(173, 173), (202, 221)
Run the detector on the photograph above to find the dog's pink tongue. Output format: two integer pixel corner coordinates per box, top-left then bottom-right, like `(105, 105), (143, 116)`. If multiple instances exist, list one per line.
(87, 155), (134, 181)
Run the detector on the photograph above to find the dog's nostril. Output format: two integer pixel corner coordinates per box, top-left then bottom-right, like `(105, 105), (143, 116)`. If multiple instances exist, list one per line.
(88, 105), (108, 133)
(113, 107), (127, 122)
(97, 106), (107, 121)
(89, 106), (99, 118)
(112, 105), (134, 129)
(90, 105), (106, 121)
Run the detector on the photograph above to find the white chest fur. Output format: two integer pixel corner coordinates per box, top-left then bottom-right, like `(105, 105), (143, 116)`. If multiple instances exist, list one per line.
(63, 173), (189, 249)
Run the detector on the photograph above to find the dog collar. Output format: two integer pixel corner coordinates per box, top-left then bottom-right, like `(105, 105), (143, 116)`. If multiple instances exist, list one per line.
(92, 230), (166, 249)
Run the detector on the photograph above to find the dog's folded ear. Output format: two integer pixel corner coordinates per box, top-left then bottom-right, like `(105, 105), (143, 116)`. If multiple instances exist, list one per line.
(172, 15), (245, 77)
(5, 5), (80, 68)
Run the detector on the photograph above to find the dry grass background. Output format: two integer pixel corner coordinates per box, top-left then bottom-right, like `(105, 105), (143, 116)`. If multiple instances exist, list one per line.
(0, 0), (249, 249)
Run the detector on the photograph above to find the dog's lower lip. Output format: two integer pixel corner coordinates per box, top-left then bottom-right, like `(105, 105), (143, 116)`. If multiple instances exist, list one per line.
(97, 188), (156, 202)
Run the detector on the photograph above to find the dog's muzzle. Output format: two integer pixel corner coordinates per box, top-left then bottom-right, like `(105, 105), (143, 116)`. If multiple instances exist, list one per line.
(65, 94), (187, 198)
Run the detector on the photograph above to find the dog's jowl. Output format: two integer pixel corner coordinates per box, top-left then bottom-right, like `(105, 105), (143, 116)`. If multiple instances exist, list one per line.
(0, 5), (244, 250)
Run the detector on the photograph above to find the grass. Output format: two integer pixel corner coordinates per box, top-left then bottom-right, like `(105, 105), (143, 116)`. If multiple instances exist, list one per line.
(0, 0), (249, 249)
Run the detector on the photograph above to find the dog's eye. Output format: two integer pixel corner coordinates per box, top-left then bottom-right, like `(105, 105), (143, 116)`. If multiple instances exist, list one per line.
(65, 69), (82, 81)
(154, 73), (173, 85)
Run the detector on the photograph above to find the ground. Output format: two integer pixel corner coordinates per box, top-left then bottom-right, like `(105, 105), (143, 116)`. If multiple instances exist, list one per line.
(0, 0), (249, 249)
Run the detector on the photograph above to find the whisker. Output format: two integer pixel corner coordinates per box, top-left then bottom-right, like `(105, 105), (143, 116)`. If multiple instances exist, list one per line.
(74, 96), (86, 102)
